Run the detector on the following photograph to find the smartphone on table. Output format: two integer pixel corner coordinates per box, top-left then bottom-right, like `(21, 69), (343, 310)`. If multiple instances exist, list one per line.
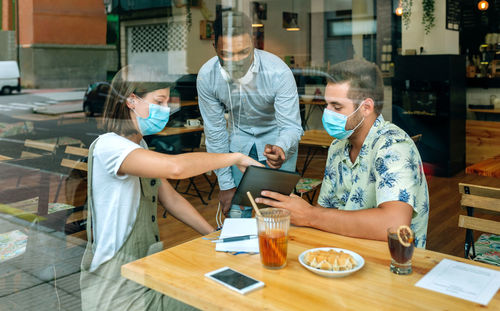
(205, 267), (265, 295)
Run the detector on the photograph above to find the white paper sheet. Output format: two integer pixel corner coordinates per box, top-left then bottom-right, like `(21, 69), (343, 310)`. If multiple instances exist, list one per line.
(215, 218), (259, 253)
(415, 258), (500, 305)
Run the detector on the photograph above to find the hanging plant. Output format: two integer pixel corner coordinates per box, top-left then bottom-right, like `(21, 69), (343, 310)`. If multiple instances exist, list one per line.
(173, 0), (192, 32)
(422, 0), (435, 35)
(401, 0), (413, 30)
(185, 2), (192, 32)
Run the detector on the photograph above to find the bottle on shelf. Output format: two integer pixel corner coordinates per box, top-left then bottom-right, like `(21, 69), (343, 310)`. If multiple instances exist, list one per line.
(466, 49), (477, 78)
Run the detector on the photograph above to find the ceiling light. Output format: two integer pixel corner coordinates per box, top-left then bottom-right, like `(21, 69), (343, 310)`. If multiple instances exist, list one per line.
(286, 0), (300, 31)
(286, 19), (300, 31)
(478, 0), (489, 11)
(252, 12), (263, 28)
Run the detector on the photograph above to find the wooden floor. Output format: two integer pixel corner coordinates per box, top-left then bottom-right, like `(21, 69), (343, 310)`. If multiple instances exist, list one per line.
(158, 146), (500, 258)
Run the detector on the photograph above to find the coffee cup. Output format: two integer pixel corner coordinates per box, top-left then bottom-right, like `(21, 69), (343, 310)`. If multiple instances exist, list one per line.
(490, 95), (497, 106)
(494, 97), (500, 109)
(186, 119), (200, 127)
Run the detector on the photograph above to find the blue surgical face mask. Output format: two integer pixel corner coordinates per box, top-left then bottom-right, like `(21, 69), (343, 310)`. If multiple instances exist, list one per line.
(133, 101), (170, 136)
(322, 103), (365, 139)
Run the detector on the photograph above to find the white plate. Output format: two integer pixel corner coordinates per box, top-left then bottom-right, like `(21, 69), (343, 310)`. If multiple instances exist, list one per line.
(298, 247), (365, 278)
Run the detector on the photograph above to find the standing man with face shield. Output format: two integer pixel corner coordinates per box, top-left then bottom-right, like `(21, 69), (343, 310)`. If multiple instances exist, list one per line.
(197, 11), (303, 218)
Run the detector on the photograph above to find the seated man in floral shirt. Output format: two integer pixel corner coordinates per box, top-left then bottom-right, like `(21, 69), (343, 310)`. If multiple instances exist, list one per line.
(256, 59), (429, 248)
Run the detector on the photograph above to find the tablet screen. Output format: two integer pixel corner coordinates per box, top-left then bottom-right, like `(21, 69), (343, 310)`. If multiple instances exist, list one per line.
(231, 166), (300, 207)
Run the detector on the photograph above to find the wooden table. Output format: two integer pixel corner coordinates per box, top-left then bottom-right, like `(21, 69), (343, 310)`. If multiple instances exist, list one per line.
(179, 100), (198, 107)
(299, 129), (333, 175)
(466, 154), (500, 178)
(121, 227), (500, 310)
(469, 108), (500, 114)
(468, 109), (500, 122)
(300, 129), (333, 147)
(155, 126), (204, 136)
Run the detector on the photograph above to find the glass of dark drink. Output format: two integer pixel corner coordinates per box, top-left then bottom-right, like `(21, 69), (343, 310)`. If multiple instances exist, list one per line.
(257, 208), (290, 269)
(387, 226), (415, 275)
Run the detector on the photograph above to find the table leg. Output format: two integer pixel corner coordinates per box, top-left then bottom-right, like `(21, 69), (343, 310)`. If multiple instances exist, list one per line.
(301, 147), (319, 176)
(303, 105), (315, 130)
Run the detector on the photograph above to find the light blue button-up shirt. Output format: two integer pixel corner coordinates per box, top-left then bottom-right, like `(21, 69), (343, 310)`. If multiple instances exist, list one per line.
(197, 49), (303, 190)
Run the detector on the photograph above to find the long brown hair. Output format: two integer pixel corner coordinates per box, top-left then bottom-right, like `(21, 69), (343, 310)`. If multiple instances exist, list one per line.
(102, 65), (173, 136)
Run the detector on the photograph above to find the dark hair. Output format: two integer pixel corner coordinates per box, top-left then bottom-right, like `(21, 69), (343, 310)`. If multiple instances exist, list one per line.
(327, 59), (384, 114)
(102, 65), (172, 135)
(213, 11), (253, 46)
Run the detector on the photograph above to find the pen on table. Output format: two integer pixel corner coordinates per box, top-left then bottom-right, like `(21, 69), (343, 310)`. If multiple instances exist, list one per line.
(211, 235), (258, 243)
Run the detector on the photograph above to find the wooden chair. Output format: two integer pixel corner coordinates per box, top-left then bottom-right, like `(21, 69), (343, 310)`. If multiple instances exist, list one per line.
(0, 154), (13, 161)
(55, 146), (89, 235)
(12, 139), (59, 188)
(411, 134), (422, 144)
(458, 183), (500, 265)
(21, 139), (57, 159)
(295, 177), (322, 203)
(60, 146), (88, 172)
(0, 120), (34, 161)
(172, 131), (216, 207)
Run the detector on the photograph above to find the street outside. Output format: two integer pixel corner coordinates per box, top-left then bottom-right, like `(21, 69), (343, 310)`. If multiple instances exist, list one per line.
(0, 89), (103, 158)
(0, 88), (85, 116)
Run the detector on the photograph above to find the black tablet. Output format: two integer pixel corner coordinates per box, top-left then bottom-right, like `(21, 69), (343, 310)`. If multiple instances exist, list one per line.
(231, 166), (301, 208)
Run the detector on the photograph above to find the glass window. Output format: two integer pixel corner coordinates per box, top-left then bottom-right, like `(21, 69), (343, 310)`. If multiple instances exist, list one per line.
(1, 0), (499, 309)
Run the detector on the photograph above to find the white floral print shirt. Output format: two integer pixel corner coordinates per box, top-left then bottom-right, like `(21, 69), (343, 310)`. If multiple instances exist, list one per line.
(318, 115), (429, 248)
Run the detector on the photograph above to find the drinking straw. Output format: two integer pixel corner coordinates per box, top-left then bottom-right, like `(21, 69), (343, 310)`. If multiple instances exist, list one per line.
(246, 191), (262, 217)
(246, 192), (285, 264)
(269, 238), (285, 264)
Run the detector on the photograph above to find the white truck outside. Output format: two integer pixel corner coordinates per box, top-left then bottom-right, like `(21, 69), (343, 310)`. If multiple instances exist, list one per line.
(0, 61), (21, 95)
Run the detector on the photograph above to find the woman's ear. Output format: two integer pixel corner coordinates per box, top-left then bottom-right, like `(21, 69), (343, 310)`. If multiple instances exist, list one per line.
(126, 94), (137, 109)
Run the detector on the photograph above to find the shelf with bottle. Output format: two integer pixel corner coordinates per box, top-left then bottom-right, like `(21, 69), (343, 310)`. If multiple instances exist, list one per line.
(466, 43), (500, 80)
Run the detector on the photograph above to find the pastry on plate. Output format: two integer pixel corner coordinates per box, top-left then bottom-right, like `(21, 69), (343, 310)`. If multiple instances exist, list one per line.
(304, 249), (357, 271)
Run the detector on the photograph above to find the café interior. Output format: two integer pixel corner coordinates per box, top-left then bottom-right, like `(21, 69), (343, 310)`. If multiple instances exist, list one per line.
(0, 0), (499, 309)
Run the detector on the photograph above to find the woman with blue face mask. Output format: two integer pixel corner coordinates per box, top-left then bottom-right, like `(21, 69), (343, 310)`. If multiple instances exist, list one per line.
(80, 65), (262, 311)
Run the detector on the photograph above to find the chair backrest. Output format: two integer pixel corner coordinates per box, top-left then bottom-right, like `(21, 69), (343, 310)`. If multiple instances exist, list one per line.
(60, 146), (89, 172)
(411, 134), (422, 144)
(59, 146), (88, 228)
(21, 139), (57, 159)
(0, 154), (13, 161)
(458, 183), (500, 235)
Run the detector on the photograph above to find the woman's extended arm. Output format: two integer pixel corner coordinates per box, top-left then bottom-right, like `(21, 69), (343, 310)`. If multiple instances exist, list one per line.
(157, 179), (213, 235)
(118, 149), (262, 179)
